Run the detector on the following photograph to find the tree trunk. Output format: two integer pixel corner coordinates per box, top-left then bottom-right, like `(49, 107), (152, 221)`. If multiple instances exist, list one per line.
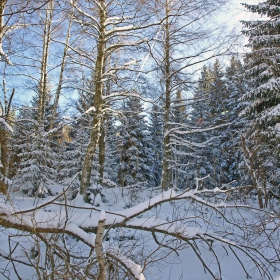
(49, 12), (72, 131)
(0, 66), (14, 194)
(0, 129), (9, 194)
(0, 1), (7, 47)
(98, 121), (106, 185)
(0, 130), (9, 178)
(161, 0), (172, 191)
(38, 0), (54, 123)
(80, 0), (106, 195)
(95, 212), (106, 280)
(241, 135), (264, 209)
(0, 0), (12, 65)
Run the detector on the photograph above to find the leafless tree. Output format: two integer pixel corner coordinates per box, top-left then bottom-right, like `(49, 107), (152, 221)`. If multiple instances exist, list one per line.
(147, 0), (235, 190)
(67, 0), (162, 195)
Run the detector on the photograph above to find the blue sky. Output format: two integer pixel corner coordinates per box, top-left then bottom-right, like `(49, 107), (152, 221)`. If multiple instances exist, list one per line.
(10, 0), (261, 110)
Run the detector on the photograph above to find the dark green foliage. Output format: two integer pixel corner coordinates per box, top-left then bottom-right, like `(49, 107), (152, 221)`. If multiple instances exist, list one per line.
(12, 106), (59, 196)
(241, 0), (280, 196)
(188, 61), (229, 188)
(220, 56), (247, 185)
(185, 58), (247, 189)
(242, 1), (280, 136)
(59, 89), (97, 194)
(118, 95), (153, 187)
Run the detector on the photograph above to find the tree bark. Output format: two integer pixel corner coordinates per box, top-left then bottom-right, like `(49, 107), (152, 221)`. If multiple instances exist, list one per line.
(0, 129), (9, 194)
(80, 0), (106, 195)
(161, 0), (172, 191)
(98, 121), (106, 185)
(38, 0), (54, 123)
(0, 0), (12, 65)
(241, 135), (264, 209)
(0, 71), (14, 194)
(49, 11), (72, 131)
(95, 212), (106, 280)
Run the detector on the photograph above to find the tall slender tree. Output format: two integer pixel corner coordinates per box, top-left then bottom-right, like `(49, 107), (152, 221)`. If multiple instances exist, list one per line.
(150, 103), (164, 186)
(71, 0), (159, 195)
(151, 0), (229, 190)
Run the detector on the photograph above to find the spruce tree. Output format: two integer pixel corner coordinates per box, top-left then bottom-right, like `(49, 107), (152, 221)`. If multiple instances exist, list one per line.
(187, 65), (213, 188)
(189, 61), (229, 189)
(104, 113), (122, 186)
(118, 96), (153, 188)
(242, 1), (280, 136)
(242, 0), (280, 199)
(59, 90), (99, 198)
(12, 94), (59, 196)
(170, 90), (189, 189)
(221, 56), (247, 186)
(208, 60), (229, 187)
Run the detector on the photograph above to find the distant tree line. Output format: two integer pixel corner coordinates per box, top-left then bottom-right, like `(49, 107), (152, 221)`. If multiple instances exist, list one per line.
(0, 0), (278, 209)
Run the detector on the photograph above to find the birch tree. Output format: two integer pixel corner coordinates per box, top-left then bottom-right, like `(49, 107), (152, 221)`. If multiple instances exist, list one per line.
(150, 0), (232, 190)
(0, 0), (52, 193)
(10, 0), (74, 194)
(70, 0), (160, 195)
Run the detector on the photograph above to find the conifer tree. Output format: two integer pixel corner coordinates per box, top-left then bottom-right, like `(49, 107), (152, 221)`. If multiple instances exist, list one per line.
(171, 90), (189, 188)
(221, 56), (247, 186)
(242, 1), (280, 137)
(188, 65), (215, 188)
(118, 96), (153, 187)
(103, 113), (122, 185)
(209, 60), (229, 122)
(12, 95), (59, 196)
(208, 60), (229, 187)
(189, 61), (229, 189)
(242, 0), (280, 199)
(59, 89), (98, 196)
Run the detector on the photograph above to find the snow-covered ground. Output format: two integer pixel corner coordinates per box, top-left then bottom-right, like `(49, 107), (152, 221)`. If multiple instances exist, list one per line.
(0, 185), (279, 280)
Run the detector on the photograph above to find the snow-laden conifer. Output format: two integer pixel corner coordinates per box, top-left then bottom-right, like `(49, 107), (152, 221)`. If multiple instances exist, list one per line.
(241, 0), (280, 199)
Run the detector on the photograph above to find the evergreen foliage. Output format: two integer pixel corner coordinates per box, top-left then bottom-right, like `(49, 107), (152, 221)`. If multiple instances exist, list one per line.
(186, 65), (213, 188)
(12, 107), (58, 196)
(242, 0), (280, 195)
(189, 61), (230, 188)
(221, 56), (247, 186)
(59, 89), (98, 196)
(118, 96), (153, 187)
(242, 1), (280, 137)
(0, 1), (280, 278)
(185, 58), (247, 189)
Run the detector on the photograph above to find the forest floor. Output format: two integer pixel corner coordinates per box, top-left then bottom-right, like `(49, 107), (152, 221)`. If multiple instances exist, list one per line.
(0, 185), (279, 280)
